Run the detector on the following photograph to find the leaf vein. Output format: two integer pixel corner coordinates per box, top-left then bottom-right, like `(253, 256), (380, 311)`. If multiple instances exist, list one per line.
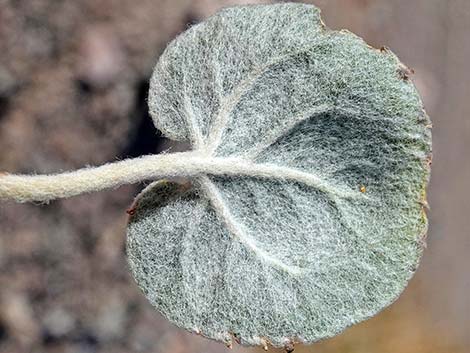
(199, 176), (306, 275)
(204, 46), (318, 154)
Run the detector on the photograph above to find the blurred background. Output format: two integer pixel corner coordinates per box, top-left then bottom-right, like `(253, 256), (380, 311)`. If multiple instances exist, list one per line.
(0, 0), (468, 352)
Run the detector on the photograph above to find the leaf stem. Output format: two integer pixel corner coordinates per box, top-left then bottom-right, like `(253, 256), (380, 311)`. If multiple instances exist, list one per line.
(0, 151), (360, 203)
(0, 151), (199, 203)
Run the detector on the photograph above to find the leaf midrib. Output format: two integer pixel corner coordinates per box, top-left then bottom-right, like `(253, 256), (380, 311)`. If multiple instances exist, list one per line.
(175, 42), (362, 275)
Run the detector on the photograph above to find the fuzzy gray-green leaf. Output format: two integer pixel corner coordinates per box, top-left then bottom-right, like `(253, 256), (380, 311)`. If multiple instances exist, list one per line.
(127, 3), (431, 348)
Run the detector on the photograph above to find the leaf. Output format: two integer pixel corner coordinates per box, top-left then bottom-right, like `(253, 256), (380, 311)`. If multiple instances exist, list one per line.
(126, 3), (432, 348)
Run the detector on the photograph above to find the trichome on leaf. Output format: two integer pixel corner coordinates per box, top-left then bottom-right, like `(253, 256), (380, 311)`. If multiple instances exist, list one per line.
(0, 3), (432, 351)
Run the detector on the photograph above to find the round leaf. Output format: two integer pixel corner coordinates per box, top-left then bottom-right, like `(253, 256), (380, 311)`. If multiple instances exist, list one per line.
(126, 3), (431, 348)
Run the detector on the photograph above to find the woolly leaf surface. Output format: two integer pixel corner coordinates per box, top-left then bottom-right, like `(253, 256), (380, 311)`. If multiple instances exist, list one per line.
(127, 3), (432, 348)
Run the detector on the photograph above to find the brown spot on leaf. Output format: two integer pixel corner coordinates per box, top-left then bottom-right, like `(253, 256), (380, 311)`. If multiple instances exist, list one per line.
(231, 332), (241, 344)
(425, 154), (433, 167)
(285, 342), (295, 353)
(398, 64), (415, 81)
(419, 199), (430, 210)
(126, 207), (136, 216)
